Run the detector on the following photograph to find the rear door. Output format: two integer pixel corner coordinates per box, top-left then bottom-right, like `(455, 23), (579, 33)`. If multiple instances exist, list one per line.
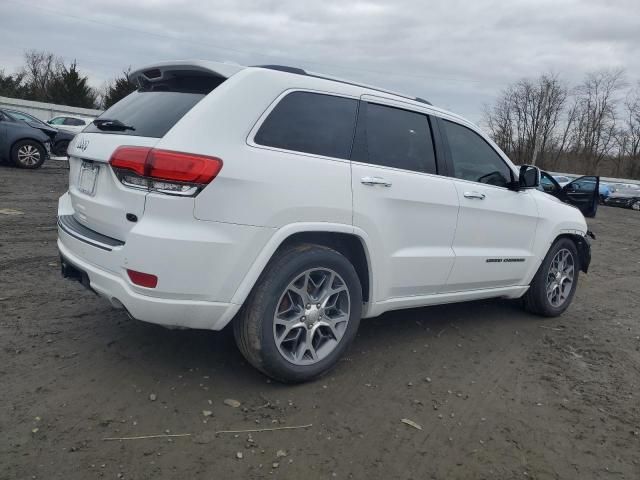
(67, 69), (229, 241)
(351, 97), (459, 299)
(561, 176), (599, 216)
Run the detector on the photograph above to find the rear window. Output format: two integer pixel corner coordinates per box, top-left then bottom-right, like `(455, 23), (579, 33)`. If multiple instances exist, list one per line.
(85, 74), (225, 138)
(255, 91), (358, 159)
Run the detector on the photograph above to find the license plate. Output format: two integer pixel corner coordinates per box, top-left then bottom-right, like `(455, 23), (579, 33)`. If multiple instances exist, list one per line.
(78, 162), (99, 196)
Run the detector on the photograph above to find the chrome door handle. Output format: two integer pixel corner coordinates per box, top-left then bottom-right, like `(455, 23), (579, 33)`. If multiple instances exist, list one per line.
(463, 191), (486, 200)
(361, 176), (392, 187)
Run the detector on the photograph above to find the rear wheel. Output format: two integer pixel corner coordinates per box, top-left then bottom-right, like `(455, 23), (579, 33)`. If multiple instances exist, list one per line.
(523, 238), (579, 317)
(234, 244), (362, 383)
(11, 140), (45, 169)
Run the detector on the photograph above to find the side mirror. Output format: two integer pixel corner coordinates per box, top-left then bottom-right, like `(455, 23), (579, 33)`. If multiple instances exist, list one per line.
(519, 165), (540, 189)
(47, 120), (53, 124)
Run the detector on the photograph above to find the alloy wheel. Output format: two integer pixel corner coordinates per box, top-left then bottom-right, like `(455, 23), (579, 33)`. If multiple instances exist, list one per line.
(546, 248), (575, 307)
(273, 268), (350, 365)
(17, 144), (41, 166)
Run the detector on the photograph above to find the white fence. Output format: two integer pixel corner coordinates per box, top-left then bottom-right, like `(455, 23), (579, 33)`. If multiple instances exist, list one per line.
(0, 96), (102, 122)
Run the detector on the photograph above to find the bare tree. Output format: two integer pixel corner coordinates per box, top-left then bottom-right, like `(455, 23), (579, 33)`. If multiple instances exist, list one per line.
(566, 69), (626, 172)
(483, 73), (567, 168)
(621, 84), (640, 174)
(21, 50), (61, 102)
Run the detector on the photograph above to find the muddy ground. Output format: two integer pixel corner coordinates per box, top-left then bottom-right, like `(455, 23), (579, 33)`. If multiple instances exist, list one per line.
(1, 161), (639, 480)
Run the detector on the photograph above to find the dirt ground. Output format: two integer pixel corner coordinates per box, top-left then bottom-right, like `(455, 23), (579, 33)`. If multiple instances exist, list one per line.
(1, 161), (639, 480)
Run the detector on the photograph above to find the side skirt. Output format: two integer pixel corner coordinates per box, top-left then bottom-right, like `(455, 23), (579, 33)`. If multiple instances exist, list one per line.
(363, 285), (530, 318)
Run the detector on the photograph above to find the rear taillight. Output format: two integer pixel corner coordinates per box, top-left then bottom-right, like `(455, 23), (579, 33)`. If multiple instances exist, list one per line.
(109, 146), (223, 196)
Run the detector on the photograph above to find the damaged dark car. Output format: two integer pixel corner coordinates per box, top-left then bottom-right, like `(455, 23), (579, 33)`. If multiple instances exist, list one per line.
(604, 184), (640, 211)
(538, 172), (600, 218)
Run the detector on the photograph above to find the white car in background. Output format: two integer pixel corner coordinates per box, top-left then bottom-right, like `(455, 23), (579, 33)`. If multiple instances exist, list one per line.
(57, 60), (593, 382)
(47, 115), (94, 133)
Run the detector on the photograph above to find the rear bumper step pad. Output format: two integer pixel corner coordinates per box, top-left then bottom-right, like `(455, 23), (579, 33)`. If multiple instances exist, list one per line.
(57, 215), (124, 251)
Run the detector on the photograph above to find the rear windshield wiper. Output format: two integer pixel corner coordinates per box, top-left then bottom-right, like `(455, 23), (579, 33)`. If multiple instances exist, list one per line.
(92, 119), (136, 131)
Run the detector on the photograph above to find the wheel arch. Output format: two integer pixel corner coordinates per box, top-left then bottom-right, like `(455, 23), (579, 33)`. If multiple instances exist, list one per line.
(276, 231), (371, 304)
(553, 233), (591, 273)
(10, 136), (48, 156)
(222, 223), (375, 329)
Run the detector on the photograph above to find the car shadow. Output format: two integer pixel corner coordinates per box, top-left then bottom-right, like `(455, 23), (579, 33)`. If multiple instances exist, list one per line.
(93, 296), (531, 390)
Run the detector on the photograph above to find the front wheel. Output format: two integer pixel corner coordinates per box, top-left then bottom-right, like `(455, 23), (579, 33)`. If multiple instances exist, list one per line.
(631, 200), (640, 211)
(234, 244), (362, 383)
(523, 238), (579, 317)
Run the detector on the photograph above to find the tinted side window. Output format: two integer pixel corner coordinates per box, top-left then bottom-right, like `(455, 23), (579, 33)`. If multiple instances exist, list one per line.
(64, 117), (84, 126)
(353, 103), (437, 174)
(442, 120), (512, 187)
(255, 91), (358, 159)
(50, 117), (65, 125)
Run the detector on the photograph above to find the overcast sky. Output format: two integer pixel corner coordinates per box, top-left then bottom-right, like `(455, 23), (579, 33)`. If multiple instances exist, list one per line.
(1, 0), (639, 121)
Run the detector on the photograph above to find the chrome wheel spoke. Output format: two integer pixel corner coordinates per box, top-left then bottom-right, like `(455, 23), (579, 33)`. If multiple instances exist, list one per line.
(289, 273), (311, 305)
(273, 267), (351, 366)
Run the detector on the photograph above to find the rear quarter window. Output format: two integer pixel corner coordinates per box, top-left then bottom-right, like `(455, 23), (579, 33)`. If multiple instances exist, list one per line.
(254, 91), (358, 160)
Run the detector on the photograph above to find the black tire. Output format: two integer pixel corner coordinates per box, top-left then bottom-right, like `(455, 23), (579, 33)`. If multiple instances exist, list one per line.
(54, 139), (70, 157)
(523, 237), (579, 317)
(233, 243), (362, 383)
(631, 200), (640, 211)
(11, 140), (46, 169)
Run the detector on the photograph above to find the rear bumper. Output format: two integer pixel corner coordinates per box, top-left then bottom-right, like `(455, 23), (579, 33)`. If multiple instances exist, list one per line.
(58, 238), (237, 330)
(56, 191), (273, 330)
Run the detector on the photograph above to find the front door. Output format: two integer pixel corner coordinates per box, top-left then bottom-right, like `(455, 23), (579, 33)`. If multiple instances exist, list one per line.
(437, 118), (539, 292)
(351, 98), (459, 301)
(562, 176), (600, 217)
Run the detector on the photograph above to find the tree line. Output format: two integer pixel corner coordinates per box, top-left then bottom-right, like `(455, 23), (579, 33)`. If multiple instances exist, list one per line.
(483, 70), (640, 179)
(0, 50), (135, 110)
(2, 50), (639, 179)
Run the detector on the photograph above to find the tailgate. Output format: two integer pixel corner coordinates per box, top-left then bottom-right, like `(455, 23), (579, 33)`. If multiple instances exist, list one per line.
(65, 62), (239, 242)
(67, 133), (158, 241)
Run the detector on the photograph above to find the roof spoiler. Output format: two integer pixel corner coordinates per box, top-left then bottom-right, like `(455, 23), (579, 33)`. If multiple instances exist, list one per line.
(130, 60), (245, 87)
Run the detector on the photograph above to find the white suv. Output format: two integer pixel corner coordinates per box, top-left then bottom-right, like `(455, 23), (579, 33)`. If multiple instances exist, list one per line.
(58, 61), (592, 382)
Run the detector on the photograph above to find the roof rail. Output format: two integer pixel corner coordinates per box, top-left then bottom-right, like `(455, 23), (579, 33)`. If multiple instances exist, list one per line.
(253, 65), (307, 75)
(253, 64), (432, 107)
(414, 97), (433, 106)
